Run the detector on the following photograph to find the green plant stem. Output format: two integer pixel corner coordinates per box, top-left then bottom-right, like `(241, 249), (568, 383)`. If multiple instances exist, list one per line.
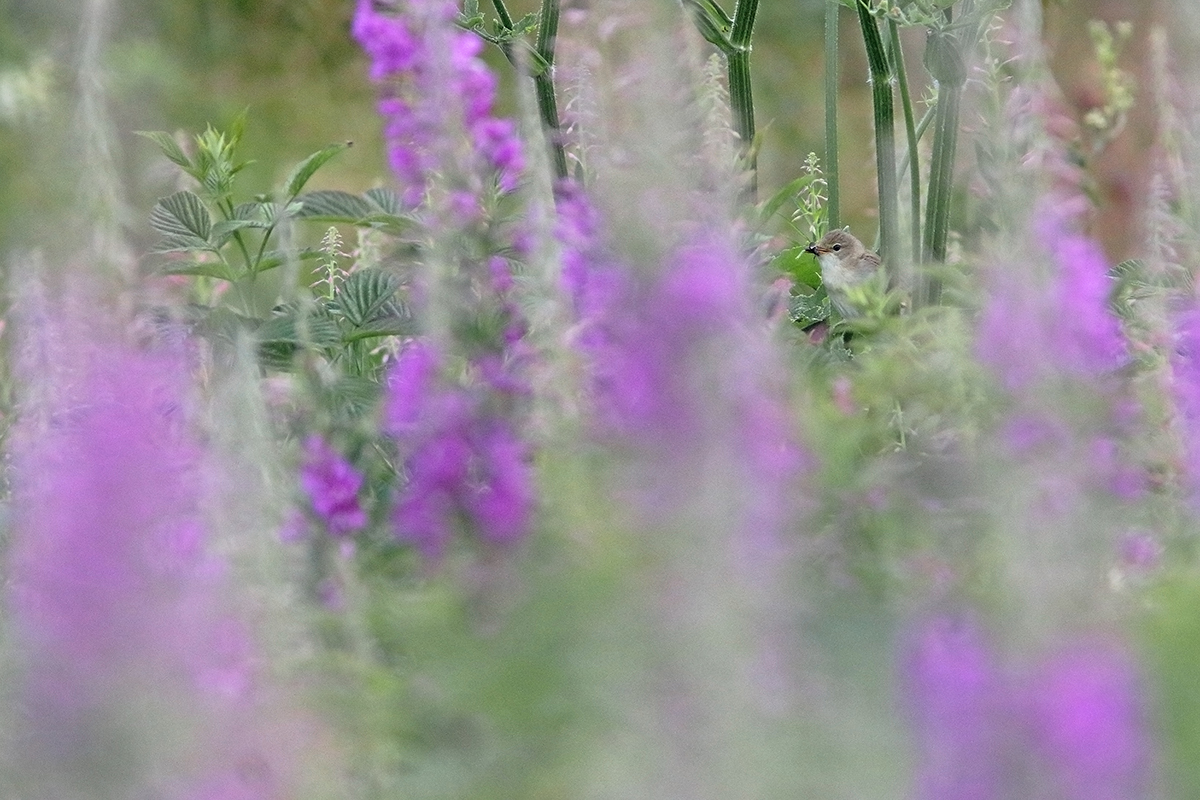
(220, 197), (256, 275)
(490, 0), (515, 30)
(922, 2), (975, 271)
(824, 0), (840, 229)
(534, 0), (569, 181)
(729, 0), (761, 200)
(856, 0), (899, 271)
(895, 101), (936, 183)
(923, 86), (960, 263)
(888, 19), (920, 264)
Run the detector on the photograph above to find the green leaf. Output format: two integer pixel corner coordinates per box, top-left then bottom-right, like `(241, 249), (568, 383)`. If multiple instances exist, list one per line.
(136, 130), (192, 171)
(512, 12), (539, 33)
(773, 245), (822, 288)
(211, 219), (265, 243)
(758, 176), (813, 226)
(256, 311), (342, 347)
(228, 107), (249, 147)
(158, 261), (235, 281)
(334, 268), (403, 328)
(342, 310), (419, 342)
(360, 188), (417, 233)
(364, 187), (403, 216)
(257, 341), (301, 371)
(255, 248), (322, 273)
(327, 376), (384, 416)
(789, 288), (831, 328)
(231, 202), (271, 224)
(150, 191), (212, 247)
(294, 190), (373, 222)
(283, 141), (353, 200)
(681, 0), (734, 50)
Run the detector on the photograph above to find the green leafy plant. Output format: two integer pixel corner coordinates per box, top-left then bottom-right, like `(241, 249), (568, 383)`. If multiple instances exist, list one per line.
(140, 117), (419, 383)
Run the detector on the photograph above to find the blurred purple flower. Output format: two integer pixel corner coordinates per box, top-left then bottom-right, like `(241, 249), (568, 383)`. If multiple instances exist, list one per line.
(1172, 307), (1200, 504)
(466, 422), (535, 545)
(553, 180), (804, 516)
(902, 615), (1008, 800)
(385, 339), (442, 434)
(976, 195), (1125, 390)
(299, 436), (367, 535)
(1028, 643), (1152, 800)
(352, 0), (524, 206)
(901, 614), (1156, 799)
(384, 346), (535, 558)
(1036, 200), (1127, 377)
(1118, 531), (1162, 571)
(7, 339), (285, 794)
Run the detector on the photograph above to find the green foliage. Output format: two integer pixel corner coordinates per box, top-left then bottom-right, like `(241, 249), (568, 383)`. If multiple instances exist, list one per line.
(1083, 19), (1136, 154)
(141, 119), (415, 385)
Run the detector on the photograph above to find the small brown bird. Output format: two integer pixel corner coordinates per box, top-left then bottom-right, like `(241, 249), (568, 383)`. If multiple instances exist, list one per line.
(804, 229), (882, 318)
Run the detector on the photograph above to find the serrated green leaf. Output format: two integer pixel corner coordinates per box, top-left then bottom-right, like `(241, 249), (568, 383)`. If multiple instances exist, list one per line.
(294, 190), (373, 221)
(509, 12), (539, 35)
(342, 309), (419, 342)
(257, 341), (301, 372)
(232, 202), (269, 221)
(283, 141), (353, 200)
(789, 289), (831, 328)
(152, 235), (212, 255)
(136, 130), (192, 171)
(256, 248), (322, 273)
(150, 190), (212, 246)
(211, 220), (266, 243)
(327, 376), (384, 416)
(228, 107), (249, 146)
(335, 268), (403, 328)
(159, 261), (235, 281)
(256, 312), (342, 347)
(773, 245), (822, 288)
(364, 187), (403, 215)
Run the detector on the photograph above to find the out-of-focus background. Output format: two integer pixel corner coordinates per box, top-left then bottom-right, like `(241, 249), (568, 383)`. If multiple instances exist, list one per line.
(0, 0), (1165, 263)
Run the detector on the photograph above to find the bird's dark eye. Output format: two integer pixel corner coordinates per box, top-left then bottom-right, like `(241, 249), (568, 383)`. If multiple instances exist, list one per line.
(832, 244), (841, 251)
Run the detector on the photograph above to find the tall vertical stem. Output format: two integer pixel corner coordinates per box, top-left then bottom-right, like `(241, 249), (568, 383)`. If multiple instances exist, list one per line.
(922, 5), (969, 269)
(889, 19), (921, 266)
(535, 0), (569, 180)
(824, 0), (841, 229)
(856, 0), (899, 271)
(729, 0), (761, 201)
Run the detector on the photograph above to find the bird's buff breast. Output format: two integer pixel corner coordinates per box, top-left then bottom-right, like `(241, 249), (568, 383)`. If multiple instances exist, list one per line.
(817, 253), (858, 291)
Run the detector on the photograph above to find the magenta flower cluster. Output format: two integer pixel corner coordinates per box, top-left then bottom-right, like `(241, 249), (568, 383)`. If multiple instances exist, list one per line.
(976, 194), (1126, 391)
(8, 341), (279, 796)
(299, 435), (368, 535)
(352, 0), (524, 207)
(384, 340), (534, 559)
(1171, 307), (1200, 505)
(553, 178), (804, 559)
(554, 180), (796, 457)
(902, 615), (1152, 800)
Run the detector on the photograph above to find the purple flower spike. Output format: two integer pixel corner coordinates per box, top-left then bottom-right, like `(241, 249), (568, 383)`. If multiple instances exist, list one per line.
(392, 430), (473, 559)
(1172, 307), (1200, 505)
(1029, 643), (1151, 800)
(976, 195), (1126, 390)
(300, 436), (367, 535)
(353, 0), (524, 205)
(467, 423), (534, 544)
(385, 340), (441, 435)
(902, 615), (1007, 800)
